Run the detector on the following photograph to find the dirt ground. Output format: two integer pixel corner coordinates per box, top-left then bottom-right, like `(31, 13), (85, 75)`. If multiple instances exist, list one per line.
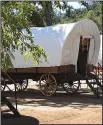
(2, 80), (102, 124)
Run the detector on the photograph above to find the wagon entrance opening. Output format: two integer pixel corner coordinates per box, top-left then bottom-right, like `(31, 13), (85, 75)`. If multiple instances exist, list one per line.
(77, 36), (90, 75)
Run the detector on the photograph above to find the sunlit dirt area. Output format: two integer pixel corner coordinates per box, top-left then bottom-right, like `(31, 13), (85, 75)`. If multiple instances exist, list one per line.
(1, 80), (102, 124)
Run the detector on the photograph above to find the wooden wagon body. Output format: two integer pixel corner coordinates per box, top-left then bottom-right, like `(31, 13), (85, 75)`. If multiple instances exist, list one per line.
(2, 64), (83, 96)
(4, 64), (76, 80)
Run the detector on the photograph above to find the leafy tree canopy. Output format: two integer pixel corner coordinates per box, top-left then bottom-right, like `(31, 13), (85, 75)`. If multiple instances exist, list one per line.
(1, 1), (47, 70)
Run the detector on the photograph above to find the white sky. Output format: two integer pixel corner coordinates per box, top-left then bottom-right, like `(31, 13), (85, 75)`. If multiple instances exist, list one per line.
(54, 2), (84, 14)
(36, 2), (83, 9)
(67, 2), (83, 9)
(36, 2), (84, 14)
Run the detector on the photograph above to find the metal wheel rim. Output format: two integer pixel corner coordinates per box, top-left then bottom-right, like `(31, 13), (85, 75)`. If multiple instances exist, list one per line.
(39, 74), (57, 96)
(63, 81), (80, 94)
(16, 79), (28, 91)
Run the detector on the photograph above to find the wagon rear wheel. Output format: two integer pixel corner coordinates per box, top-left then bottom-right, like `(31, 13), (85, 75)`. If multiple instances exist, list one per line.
(39, 74), (57, 96)
(63, 80), (80, 94)
(16, 79), (28, 91)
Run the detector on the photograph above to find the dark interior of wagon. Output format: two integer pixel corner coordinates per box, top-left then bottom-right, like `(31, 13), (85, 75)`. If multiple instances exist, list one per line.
(77, 36), (90, 75)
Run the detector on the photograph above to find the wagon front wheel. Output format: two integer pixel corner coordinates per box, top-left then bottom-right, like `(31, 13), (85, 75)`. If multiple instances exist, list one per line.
(63, 80), (80, 94)
(39, 74), (57, 96)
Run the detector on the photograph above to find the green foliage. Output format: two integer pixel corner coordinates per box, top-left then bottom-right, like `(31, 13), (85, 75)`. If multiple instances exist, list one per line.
(85, 2), (102, 33)
(1, 1), (47, 70)
(60, 2), (102, 33)
(24, 44), (48, 66)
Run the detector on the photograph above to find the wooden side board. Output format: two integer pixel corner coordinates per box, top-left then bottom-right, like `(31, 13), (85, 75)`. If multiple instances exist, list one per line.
(6, 64), (75, 74)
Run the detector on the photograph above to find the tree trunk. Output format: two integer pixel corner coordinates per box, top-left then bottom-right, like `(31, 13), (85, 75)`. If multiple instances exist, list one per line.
(30, 11), (45, 27)
(44, 1), (53, 26)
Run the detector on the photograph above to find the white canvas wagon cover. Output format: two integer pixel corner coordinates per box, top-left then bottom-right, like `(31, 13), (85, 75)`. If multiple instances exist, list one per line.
(96, 35), (102, 66)
(11, 19), (100, 69)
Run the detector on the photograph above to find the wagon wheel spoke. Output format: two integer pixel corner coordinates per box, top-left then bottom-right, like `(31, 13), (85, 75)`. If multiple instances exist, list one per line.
(42, 75), (47, 81)
(45, 74), (49, 81)
(50, 78), (55, 83)
(22, 81), (27, 89)
(22, 83), (26, 88)
(48, 86), (54, 94)
(42, 75), (50, 83)
(39, 74), (57, 96)
(46, 88), (52, 95)
(48, 85), (56, 95)
(71, 85), (77, 91)
(50, 81), (56, 86)
(42, 87), (47, 92)
(48, 86), (54, 91)
(63, 81), (80, 94)
(72, 84), (78, 89)
(73, 84), (78, 87)
(40, 80), (47, 86)
(22, 83), (26, 90)
(16, 83), (21, 90)
(48, 87), (52, 91)
(16, 80), (28, 91)
(42, 80), (47, 83)
(41, 84), (47, 90)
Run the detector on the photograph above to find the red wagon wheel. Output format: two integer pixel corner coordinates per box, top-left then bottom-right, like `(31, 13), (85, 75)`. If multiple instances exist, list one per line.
(63, 80), (80, 94)
(39, 74), (57, 96)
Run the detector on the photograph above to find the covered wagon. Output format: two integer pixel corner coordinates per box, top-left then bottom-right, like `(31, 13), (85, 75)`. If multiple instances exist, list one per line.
(2, 19), (102, 96)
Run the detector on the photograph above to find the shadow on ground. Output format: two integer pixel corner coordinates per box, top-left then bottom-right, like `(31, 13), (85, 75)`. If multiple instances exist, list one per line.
(1, 113), (39, 125)
(2, 88), (102, 110)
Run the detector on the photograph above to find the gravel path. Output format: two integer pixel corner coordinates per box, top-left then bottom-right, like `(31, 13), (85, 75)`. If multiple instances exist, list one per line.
(2, 80), (102, 124)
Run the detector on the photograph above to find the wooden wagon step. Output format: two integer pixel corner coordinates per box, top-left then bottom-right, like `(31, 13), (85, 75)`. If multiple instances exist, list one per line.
(1, 95), (20, 117)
